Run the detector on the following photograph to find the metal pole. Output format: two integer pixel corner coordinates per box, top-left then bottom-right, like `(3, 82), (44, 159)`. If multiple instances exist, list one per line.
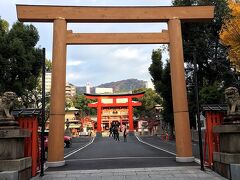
(40, 48), (46, 176)
(193, 47), (204, 171)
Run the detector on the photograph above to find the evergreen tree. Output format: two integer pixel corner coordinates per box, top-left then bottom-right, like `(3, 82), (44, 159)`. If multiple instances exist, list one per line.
(172, 0), (238, 127)
(148, 49), (174, 129)
(73, 94), (96, 116)
(160, 62), (174, 128)
(0, 19), (43, 96)
(133, 87), (162, 119)
(148, 49), (163, 94)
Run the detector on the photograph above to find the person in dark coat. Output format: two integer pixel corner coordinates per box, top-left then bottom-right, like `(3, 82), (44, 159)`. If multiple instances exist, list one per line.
(123, 125), (128, 142)
(115, 125), (120, 141)
(113, 125), (120, 141)
(109, 126), (113, 137)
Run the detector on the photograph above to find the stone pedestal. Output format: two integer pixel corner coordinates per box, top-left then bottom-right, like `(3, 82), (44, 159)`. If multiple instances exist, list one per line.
(213, 124), (240, 179)
(0, 128), (32, 180)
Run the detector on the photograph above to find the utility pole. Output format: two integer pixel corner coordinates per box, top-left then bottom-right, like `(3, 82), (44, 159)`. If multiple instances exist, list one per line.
(193, 47), (204, 171)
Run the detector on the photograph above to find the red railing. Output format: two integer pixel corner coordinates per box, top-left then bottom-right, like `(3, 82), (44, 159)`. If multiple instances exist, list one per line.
(18, 117), (39, 177)
(204, 111), (224, 167)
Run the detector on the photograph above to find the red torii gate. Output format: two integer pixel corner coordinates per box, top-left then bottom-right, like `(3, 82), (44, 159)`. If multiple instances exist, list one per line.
(84, 92), (144, 136)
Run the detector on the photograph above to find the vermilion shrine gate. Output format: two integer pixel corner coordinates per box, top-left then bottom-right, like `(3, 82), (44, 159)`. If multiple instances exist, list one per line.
(16, 5), (214, 167)
(85, 92), (145, 135)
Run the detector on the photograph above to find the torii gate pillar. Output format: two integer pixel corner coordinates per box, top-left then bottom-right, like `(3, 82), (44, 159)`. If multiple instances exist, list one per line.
(47, 18), (67, 167)
(168, 18), (193, 162)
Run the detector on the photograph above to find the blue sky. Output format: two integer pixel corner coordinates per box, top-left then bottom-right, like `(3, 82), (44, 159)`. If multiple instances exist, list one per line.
(0, 0), (172, 87)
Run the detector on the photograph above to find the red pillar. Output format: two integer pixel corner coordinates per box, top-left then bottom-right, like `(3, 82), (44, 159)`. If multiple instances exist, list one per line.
(97, 98), (102, 136)
(128, 97), (134, 133)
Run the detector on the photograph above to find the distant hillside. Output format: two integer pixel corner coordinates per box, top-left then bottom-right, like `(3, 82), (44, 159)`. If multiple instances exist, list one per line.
(76, 79), (147, 94)
(98, 79), (146, 92)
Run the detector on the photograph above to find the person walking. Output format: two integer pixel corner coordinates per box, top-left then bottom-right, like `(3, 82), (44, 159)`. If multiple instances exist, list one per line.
(115, 125), (120, 141)
(123, 126), (128, 142)
(109, 126), (113, 137)
(112, 125), (117, 140)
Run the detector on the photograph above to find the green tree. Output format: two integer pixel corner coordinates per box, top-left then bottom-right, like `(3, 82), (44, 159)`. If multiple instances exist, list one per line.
(199, 83), (224, 104)
(73, 94), (96, 116)
(148, 49), (174, 128)
(45, 58), (52, 72)
(0, 19), (43, 96)
(172, 0), (238, 127)
(0, 18), (9, 32)
(148, 49), (163, 93)
(132, 87), (162, 118)
(160, 62), (174, 127)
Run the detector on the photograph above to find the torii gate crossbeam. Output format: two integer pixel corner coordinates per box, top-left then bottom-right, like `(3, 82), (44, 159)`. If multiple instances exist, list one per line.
(16, 5), (214, 167)
(17, 5), (213, 22)
(66, 31), (170, 45)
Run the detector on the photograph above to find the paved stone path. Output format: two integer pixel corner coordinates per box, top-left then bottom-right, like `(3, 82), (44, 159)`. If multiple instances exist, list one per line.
(48, 136), (196, 171)
(32, 166), (226, 180)
(32, 135), (226, 180)
(139, 136), (200, 159)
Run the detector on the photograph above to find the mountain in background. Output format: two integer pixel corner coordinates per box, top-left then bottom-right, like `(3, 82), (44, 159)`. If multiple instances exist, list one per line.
(76, 79), (147, 94)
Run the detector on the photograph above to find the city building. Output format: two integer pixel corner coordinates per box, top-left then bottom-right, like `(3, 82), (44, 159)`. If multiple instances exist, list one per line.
(145, 81), (155, 90)
(65, 82), (76, 99)
(86, 82), (91, 94)
(38, 72), (52, 93)
(45, 72), (52, 93)
(40, 72), (76, 98)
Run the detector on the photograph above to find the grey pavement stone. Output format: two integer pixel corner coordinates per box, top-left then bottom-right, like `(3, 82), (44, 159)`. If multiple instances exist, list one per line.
(150, 170), (171, 174)
(173, 173), (200, 178)
(52, 178), (77, 180)
(77, 177), (101, 180)
(150, 174), (175, 178)
(38, 176), (52, 180)
(46, 174), (67, 178)
(112, 176), (126, 180)
(99, 176), (115, 180)
(93, 172), (114, 176)
(125, 176), (140, 180)
(32, 166), (226, 180)
(114, 172), (137, 176)
(135, 171), (150, 175)
(138, 174), (151, 180)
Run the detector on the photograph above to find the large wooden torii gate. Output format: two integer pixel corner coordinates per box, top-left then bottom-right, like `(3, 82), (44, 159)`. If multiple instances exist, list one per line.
(17, 5), (214, 167)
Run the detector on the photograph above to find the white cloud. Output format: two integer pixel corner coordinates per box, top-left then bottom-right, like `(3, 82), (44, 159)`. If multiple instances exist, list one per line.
(1, 0), (172, 86)
(67, 72), (95, 82)
(67, 60), (83, 66)
(111, 47), (141, 60)
(65, 44), (163, 86)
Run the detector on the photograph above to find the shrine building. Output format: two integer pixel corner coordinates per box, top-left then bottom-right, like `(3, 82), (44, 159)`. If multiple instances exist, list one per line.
(84, 92), (145, 136)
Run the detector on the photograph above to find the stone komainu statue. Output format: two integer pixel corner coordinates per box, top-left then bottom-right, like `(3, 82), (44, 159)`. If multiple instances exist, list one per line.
(0, 91), (17, 119)
(225, 87), (240, 115)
